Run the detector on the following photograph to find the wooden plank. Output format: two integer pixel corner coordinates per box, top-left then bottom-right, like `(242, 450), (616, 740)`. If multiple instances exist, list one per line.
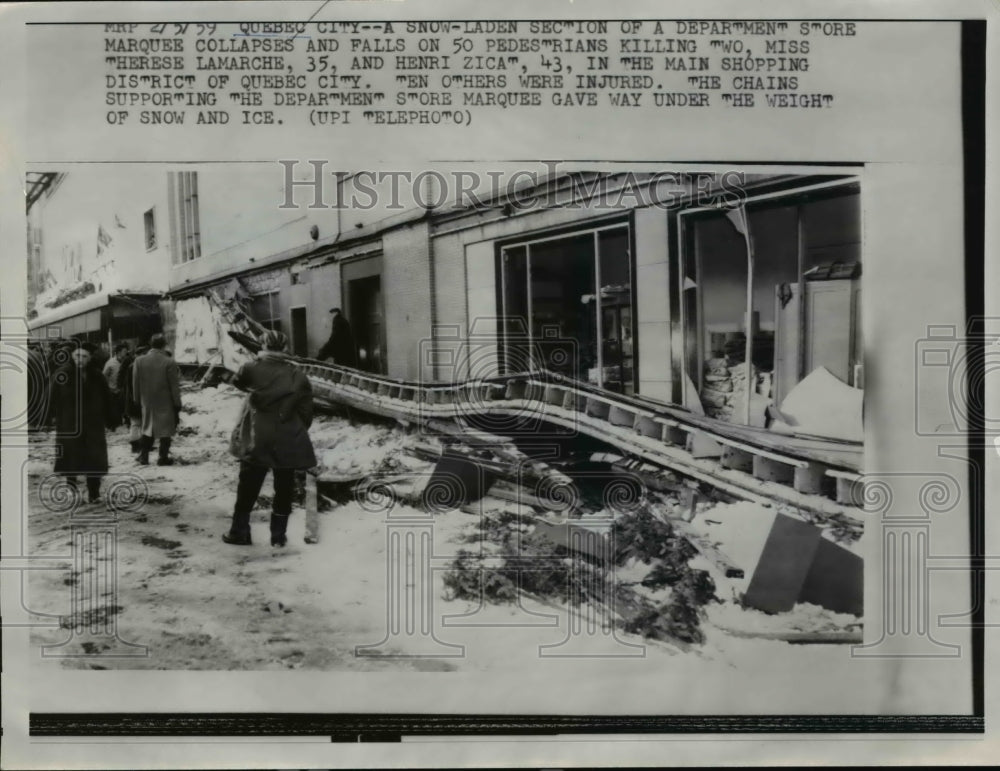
(752, 455), (795, 485)
(563, 390), (586, 411)
(662, 425), (688, 446)
(828, 469), (863, 506)
(794, 462), (828, 495)
(304, 474), (319, 544)
(634, 415), (660, 439)
(304, 374), (865, 522)
(505, 380), (527, 400)
(713, 434), (808, 468)
(586, 397), (611, 419)
(544, 385), (565, 405)
(721, 445), (754, 473)
(688, 431), (722, 459)
(608, 405), (635, 427)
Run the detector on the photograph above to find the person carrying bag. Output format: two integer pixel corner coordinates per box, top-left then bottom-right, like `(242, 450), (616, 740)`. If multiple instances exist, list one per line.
(223, 331), (316, 547)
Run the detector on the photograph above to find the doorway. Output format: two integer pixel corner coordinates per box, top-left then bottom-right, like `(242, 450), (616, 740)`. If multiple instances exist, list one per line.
(289, 306), (308, 357)
(348, 275), (386, 374)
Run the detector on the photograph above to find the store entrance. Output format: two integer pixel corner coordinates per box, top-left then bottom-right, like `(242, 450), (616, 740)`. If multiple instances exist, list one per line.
(500, 224), (634, 394)
(348, 275), (386, 374)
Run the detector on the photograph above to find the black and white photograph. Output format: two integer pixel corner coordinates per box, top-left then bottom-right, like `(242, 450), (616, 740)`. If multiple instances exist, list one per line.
(23, 166), (865, 678)
(0, 2), (994, 768)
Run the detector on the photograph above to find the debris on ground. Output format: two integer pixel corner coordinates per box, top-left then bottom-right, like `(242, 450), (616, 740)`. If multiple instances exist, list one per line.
(26, 374), (863, 678)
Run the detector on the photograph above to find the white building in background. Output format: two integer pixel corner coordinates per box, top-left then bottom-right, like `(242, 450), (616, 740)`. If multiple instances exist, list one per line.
(27, 169), (173, 345)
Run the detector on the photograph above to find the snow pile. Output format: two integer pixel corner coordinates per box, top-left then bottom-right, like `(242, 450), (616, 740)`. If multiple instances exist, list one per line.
(173, 296), (252, 371)
(771, 365), (864, 442)
(680, 500), (776, 598)
(706, 601), (861, 636)
(180, 382), (245, 441)
(178, 383), (415, 478)
(310, 416), (413, 477)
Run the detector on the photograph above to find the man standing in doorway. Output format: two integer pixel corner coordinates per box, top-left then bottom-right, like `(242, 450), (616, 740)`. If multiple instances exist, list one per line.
(316, 307), (357, 367)
(133, 333), (182, 466)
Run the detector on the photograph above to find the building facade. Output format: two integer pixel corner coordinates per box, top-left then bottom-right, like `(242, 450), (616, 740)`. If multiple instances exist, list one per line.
(28, 166), (861, 429)
(27, 168), (174, 346)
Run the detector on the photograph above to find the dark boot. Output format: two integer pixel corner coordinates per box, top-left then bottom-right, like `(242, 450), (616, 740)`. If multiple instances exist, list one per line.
(270, 514), (289, 547)
(157, 437), (174, 466)
(137, 435), (152, 465)
(224, 462), (267, 547)
(85, 476), (101, 505)
(270, 469), (294, 547)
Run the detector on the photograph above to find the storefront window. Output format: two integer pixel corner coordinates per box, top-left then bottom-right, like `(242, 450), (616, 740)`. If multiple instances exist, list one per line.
(684, 185), (861, 424)
(500, 223), (633, 393)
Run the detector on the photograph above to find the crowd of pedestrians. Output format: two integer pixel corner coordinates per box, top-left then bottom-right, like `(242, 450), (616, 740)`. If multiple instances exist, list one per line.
(31, 328), (318, 550)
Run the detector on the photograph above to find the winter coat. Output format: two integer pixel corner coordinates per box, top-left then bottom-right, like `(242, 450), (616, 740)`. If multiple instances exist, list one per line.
(50, 363), (115, 475)
(133, 348), (182, 438)
(117, 353), (141, 419)
(229, 351), (317, 469)
(317, 314), (357, 367)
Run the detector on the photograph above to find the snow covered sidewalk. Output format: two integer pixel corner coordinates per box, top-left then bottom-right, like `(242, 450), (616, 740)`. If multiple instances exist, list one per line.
(24, 381), (875, 714)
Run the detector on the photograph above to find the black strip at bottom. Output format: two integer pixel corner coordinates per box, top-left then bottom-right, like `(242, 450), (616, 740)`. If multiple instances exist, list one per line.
(30, 713), (984, 737)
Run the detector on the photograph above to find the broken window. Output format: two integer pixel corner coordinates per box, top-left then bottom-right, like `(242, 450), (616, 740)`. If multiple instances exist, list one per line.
(682, 182), (861, 427)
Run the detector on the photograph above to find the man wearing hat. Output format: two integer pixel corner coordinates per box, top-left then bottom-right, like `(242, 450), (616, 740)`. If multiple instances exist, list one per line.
(224, 330), (317, 547)
(48, 341), (117, 504)
(316, 307), (357, 367)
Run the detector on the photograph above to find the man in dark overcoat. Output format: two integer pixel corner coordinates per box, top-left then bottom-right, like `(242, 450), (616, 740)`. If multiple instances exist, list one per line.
(49, 343), (116, 503)
(316, 307), (357, 367)
(224, 331), (316, 547)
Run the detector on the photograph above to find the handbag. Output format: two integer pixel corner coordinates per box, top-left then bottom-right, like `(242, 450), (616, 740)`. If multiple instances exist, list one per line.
(229, 395), (254, 459)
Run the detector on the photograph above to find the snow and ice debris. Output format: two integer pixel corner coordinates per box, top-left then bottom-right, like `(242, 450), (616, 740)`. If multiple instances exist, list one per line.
(27, 368), (865, 682)
(172, 295), (254, 371)
(707, 601), (861, 639)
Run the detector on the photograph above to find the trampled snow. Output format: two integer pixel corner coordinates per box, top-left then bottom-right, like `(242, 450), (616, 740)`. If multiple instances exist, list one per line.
(25, 378), (877, 715)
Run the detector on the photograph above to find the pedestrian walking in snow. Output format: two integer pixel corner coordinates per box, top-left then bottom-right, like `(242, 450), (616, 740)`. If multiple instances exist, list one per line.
(49, 342), (117, 504)
(316, 307), (357, 367)
(223, 330), (317, 547)
(133, 334), (182, 466)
